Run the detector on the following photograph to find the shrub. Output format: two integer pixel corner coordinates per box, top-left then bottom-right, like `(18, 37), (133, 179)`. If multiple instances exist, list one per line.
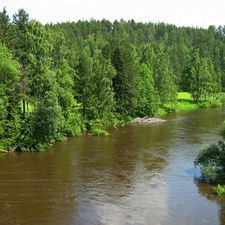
(213, 184), (225, 196)
(194, 122), (225, 182)
(91, 126), (109, 136)
(198, 99), (222, 108)
(89, 120), (109, 136)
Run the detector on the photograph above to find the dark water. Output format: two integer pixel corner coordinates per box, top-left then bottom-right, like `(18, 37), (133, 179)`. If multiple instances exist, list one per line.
(1, 109), (225, 225)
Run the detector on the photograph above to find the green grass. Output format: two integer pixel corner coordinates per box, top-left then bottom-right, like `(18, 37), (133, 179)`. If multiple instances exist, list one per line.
(177, 92), (193, 101)
(176, 92), (198, 112)
(157, 92), (198, 116)
(175, 101), (199, 112)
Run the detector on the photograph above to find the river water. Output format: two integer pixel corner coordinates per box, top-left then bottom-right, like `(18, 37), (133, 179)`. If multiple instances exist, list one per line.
(1, 108), (225, 225)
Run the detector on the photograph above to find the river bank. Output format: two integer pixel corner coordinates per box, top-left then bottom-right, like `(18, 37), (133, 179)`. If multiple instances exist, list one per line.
(0, 92), (223, 152)
(157, 92), (223, 117)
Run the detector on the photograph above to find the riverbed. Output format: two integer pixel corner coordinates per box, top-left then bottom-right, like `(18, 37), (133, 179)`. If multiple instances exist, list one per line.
(0, 108), (225, 225)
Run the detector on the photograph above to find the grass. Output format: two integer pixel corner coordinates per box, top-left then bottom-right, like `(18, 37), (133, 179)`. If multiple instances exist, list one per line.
(176, 92), (199, 112)
(157, 92), (198, 116)
(175, 101), (199, 112)
(177, 92), (193, 101)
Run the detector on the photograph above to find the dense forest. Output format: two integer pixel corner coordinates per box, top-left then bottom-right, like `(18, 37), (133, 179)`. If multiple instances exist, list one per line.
(1, 8), (225, 151)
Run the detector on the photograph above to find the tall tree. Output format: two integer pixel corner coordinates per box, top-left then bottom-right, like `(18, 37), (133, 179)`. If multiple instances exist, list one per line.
(12, 9), (30, 118)
(0, 42), (21, 150)
(111, 36), (139, 115)
(51, 31), (83, 136)
(0, 8), (11, 44)
(154, 47), (177, 105)
(76, 36), (115, 123)
(136, 63), (158, 116)
(183, 50), (215, 102)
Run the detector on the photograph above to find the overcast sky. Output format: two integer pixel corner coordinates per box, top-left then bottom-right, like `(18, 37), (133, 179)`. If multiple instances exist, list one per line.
(1, 0), (225, 28)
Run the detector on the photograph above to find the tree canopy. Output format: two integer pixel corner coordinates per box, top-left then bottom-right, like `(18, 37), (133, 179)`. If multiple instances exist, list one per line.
(1, 8), (225, 151)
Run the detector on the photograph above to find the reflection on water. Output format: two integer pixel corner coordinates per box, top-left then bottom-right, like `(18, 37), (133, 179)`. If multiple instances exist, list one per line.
(196, 181), (225, 225)
(0, 108), (224, 225)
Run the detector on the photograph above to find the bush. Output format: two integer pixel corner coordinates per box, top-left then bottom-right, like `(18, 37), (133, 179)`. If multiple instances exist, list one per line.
(198, 99), (222, 108)
(89, 120), (109, 136)
(163, 102), (176, 112)
(91, 126), (109, 136)
(213, 184), (225, 196)
(194, 122), (225, 182)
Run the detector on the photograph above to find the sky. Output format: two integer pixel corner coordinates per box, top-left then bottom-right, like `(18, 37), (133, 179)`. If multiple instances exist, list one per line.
(1, 0), (225, 28)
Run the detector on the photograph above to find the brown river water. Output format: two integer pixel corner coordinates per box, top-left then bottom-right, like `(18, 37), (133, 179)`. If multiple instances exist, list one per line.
(1, 108), (225, 225)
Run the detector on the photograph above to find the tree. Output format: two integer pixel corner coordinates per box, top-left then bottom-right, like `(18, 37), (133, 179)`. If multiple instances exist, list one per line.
(27, 91), (64, 149)
(51, 31), (83, 136)
(111, 36), (139, 115)
(195, 122), (225, 181)
(136, 63), (158, 116)
(0, 7), (11, 44)
(154, 47), (177, 105)
(183, 50), (215, 102)
(76, 36), (115, 123)
(12, 9), (30, 118)
(13, 9), (29, 30)
(25, 20), (56, 98)
(0, 42), (21, 150)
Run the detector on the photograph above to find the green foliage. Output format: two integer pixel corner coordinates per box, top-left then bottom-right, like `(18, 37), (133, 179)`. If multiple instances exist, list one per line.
(0, 42), (21, 150)
(28, 91), (64, 146)
(183, 50), (220, 103)
(0, 7), (11, 44)
(198, 99), (222, 109)
(213, 184), (225, 196)
(177, 92), (193, 101)
(154, 46), (177, 105)
(111, 36), (139, 115)
(195, 124), (225, 181)
(175, 101), (199, 112)
(51, 31), (84, 136)
(90, 127), (109, 136)
(1, 8), (225, 151)
(76, 36), (115, 123)
(89, 120), (109, 136)
(136, 63), (159, 116)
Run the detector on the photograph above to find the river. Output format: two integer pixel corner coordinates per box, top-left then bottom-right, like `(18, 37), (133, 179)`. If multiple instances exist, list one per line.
(0, 108), (225, 225)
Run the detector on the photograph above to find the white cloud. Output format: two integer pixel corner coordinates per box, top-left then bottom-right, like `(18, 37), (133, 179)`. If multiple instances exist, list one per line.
(1, 0), (225, 28)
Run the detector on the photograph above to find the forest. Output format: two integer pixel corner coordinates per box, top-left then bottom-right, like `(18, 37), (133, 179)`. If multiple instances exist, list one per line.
(1, 8), (225, 152)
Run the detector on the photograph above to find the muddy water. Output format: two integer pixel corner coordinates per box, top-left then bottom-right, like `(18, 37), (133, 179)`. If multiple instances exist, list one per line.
(0, 108), (225, 225)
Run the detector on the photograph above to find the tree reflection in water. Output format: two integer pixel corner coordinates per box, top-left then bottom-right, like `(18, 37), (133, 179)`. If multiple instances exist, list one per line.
(195, 180), (225, 225)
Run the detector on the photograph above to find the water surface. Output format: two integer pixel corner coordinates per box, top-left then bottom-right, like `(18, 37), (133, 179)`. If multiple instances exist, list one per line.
(1, 108), (225, 225)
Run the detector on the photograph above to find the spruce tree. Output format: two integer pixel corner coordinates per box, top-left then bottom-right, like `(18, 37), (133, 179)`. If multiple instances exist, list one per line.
(154, 48), (177, 105)
(136, 63), (158, 116)
(111, 36), (139, 116)
(76, 36), (115, 123)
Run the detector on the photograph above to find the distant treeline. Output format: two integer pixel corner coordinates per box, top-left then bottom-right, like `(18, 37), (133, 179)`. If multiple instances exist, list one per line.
(0, 8), (225, 151)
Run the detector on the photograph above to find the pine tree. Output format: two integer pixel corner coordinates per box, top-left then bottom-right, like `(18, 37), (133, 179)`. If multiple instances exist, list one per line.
(111, 36), (139, 115)
(154, 48), (177, 105)
(136, 63), (158, 116)
(0, 8), (11, 44)
(76, 36), (115, 123)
